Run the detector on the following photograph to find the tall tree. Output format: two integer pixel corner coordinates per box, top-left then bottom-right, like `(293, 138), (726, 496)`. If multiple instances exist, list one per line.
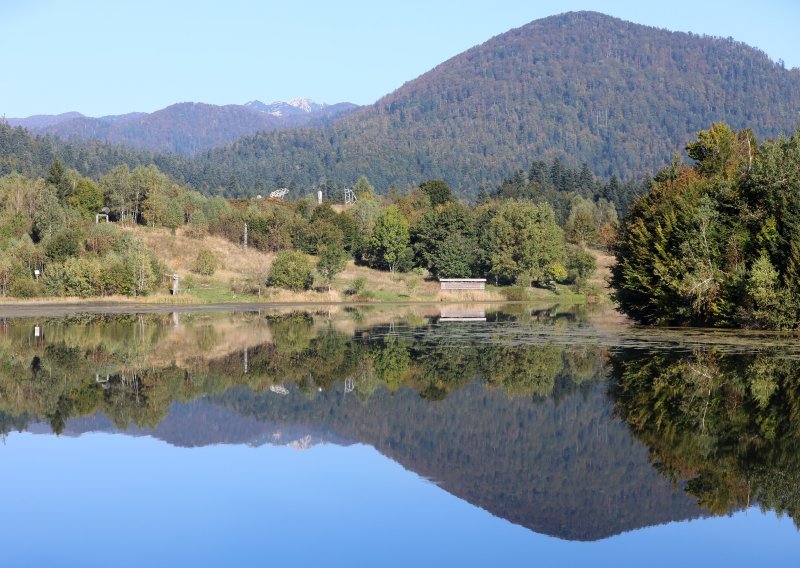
(481, 200), (567, 285)
(317, 245), (348, 292)
(611, 123), (800, 328)
(369, 206), (410, 273)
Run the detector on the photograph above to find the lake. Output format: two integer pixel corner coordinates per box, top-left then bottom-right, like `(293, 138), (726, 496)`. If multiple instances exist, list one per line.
(0, 303), (797, 566)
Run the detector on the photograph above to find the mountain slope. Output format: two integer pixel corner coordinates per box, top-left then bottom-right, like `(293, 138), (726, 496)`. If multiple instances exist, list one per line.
(11, 100), (358, 155)
(186, 11), (800, 196)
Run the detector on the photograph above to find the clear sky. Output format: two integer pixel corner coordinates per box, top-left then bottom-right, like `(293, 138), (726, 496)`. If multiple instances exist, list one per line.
(2, 0), (799, 117)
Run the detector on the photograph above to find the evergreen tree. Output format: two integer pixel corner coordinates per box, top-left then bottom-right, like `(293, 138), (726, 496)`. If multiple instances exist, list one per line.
(611, 123), (800, 328)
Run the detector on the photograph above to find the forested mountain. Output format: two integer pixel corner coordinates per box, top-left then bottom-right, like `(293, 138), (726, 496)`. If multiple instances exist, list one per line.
(180, 11), (800, 197)
(8, 100), (358, 155)
(3, 11), (799, 200)
(0, 120), (191, 181)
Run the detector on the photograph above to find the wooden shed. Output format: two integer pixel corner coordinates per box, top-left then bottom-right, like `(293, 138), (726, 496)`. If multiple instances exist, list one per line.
(438, 278), (487, 291)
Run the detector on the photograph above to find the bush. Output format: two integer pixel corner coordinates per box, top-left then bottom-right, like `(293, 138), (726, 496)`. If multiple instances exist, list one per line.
(44, 227), (83, 261)
(503, 286), (530, 301)
(193, 249), (219, 276)
(404, 273), (422, 296)
(230, 276), (262, 296)
(295, 218), (344, 255)
(43, 257), (100, 297)
(317, 245), (347, 291)
(98, 244), (162, 296)
(346, 276), (367, 296)
(246, 205), (301, 252)
(268, 251), (313, 291)
(100, 253), (137, 295)
(9, 276), (43, 298)
(85, 223), (125, 256)
(567, 248), (597, 282)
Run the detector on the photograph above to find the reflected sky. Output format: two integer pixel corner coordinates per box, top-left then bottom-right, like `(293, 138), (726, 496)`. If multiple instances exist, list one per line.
(1, 432), (797, 568)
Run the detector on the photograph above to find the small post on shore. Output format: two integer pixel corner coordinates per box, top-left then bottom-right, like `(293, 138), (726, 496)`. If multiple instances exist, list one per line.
(243, 222), (248, 252)
(172, 273), (179, 295)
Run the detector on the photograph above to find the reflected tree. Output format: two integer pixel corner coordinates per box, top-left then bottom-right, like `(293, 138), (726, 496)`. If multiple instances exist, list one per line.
(611, 349), (800, 525)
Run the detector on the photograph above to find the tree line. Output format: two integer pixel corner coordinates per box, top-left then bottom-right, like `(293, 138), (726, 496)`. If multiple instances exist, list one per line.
(0, 119), (647, 211)
(0, 155), (615, 298)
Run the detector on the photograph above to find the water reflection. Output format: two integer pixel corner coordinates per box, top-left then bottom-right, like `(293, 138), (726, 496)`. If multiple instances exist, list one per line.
(0, 305), (798, 542)
(612, 349), (800, 524)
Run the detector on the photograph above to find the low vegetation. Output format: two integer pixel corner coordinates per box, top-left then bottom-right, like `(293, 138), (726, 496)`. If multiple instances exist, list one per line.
(0, 158), (611, 304)
(192, 249), (219, 276)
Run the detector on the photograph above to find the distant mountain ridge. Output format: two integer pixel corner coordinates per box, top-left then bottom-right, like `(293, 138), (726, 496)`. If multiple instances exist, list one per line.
(244, 98), (330, 116)
(177, 11), (800, 197)
(7, 99), (359, 155)
(7, 111), (85, 129)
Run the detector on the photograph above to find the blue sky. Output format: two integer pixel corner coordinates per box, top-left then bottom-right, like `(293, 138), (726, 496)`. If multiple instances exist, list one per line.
(2, 0), (799, 117)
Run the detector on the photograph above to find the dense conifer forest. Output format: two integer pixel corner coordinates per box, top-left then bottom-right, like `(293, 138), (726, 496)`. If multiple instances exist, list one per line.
(612, 123), (800, 328)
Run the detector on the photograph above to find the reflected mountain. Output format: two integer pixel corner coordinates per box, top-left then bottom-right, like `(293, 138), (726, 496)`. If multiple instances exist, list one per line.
(0, 306), (795, 540)
(33, 399), (354, 450)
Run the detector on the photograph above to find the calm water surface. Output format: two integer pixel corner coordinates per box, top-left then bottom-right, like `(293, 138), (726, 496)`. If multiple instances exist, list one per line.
(0, 304), (797, 566)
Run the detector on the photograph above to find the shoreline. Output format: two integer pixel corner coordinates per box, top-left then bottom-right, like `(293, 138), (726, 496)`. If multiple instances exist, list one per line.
(0, 298), (574, 318)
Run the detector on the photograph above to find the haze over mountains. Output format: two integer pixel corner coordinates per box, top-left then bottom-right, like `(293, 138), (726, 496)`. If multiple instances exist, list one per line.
(7, 98), (359, 155)
(3, 11), (800, 199)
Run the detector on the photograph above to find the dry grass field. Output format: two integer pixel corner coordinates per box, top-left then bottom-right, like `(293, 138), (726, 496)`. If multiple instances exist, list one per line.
(0, 225), (614, 307)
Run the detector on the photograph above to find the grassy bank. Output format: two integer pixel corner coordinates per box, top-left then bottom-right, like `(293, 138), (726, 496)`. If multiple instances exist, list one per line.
(0, 226), (613, 307)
